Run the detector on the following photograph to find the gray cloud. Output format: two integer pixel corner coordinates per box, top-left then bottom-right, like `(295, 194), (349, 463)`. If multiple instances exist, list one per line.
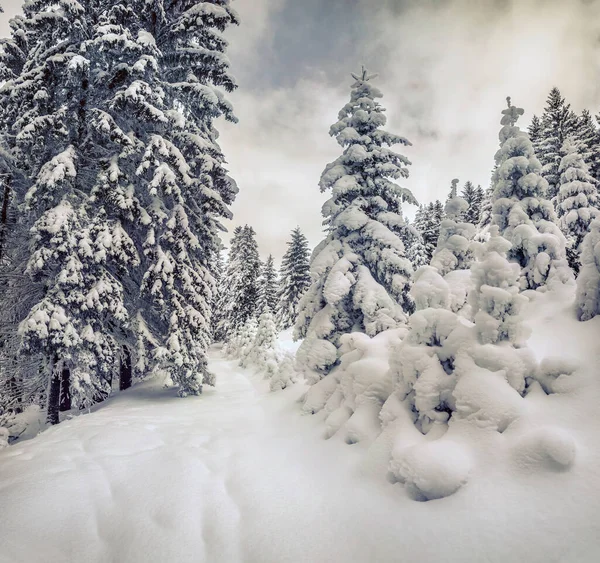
(2, 0), (600, 264)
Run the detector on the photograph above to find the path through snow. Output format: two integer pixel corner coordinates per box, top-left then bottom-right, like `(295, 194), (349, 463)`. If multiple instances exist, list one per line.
(1, 344), (599, 562)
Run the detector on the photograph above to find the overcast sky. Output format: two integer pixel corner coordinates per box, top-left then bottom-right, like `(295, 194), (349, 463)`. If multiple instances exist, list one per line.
(2, 0), (600, 262)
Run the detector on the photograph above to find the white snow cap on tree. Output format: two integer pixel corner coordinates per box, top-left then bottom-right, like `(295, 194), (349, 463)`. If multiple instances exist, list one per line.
(556, 137), (599, 274)
(295, 67), (417, 382)
(491, 97), (572, 291)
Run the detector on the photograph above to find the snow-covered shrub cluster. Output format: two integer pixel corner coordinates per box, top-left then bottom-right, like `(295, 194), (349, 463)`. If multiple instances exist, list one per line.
(294, 94), (589, 502)
(226, 312), (299, 392)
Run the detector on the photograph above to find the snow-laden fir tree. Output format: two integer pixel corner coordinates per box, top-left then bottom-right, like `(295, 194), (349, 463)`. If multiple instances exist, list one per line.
(84, 1), (240, 396)
(259, 255), (279, 314)
(401, 219), (429, 271)
(295, 68), (417, 381)
(537, 88), (579, 200)
(556, 138), (599, 274)
(277, 227), (311, 329)
(460, 181), (484, 225)
(0, 0), (143, 421)
(210, 243), (228, 343)
(491, 98), (571, 291)
(417, 201), (444, 263)
(222, 225), (261, 337)
(576, 219), (600, 321)
(574, 110), (600, 183)
(430, 179), (476, 312)
(527, 114), (543, 157)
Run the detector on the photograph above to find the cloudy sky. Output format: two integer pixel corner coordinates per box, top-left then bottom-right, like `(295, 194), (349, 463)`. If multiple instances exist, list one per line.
(2, 0), (600, 261)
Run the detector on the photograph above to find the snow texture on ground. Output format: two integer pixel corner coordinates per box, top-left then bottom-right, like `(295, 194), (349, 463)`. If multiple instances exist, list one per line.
(1, 291), (600, 562)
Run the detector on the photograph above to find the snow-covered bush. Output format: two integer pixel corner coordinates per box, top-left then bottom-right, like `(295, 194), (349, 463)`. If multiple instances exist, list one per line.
(491, 98), (572, 291)
(237, 318), (259, 368)
(225, 312), (299, 391)
(295, 68), (417, 382)
(302, 328), (407, 444)
(576, 219), (600, 321)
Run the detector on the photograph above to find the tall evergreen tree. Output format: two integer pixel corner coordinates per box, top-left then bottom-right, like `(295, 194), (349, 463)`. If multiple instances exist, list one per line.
(85, 1), (240, 396)
(295, 68), (417, 381)
(478, 186), (493, 230)
(0, 0), (240, 410)
(418, 201), (444, 263)
(400, 218), (428, 271)
(492, 97), (571, 290)
(277, 227), (311, 329)
(574, 109), (600, 183)
(259, 254), (279, 313)
(556, 138), (599, 274)
(528, 114), (543, 157)
(222, 225), (261, 336)
(210, 243), (227, 343)
(0, 0), (141, 421)
(460, 181), (484, 225)
(538, 87), (579, 200)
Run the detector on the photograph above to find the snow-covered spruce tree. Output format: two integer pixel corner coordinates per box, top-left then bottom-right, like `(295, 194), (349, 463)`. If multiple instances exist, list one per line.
(277, 227), (311, 330)
(556, 138), (599, 274)
(527, 114), (543, 158)
(259, 254), (279, 314)
(88, 1), (240, 395)
(537, 88), (579, 200)
(460, 181), (484, 225)
(210, 243), (228, 343)
(430, 180), (476, 313)
(417, 201), (444, 263)
(222, 225), (261, 337)
(491, 97), (571, 291)
(576, 219), (600, 321)
(574, 109), (600, 183)
(295, 68), (417, 382)
(401, 219), (429, 271)
(0, 1), (143, 422)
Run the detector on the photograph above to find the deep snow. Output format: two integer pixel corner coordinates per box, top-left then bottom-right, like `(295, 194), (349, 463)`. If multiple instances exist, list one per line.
(1, 299), (600, 563)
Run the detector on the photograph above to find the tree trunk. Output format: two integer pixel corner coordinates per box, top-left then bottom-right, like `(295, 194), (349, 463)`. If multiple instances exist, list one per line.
(46, 362), (61, 425)
(0, 175), (11, 262)
(119, 345), (132, 391)
(59, 364), (72, 412)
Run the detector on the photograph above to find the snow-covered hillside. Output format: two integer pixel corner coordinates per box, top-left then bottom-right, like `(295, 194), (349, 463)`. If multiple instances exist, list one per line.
(1, 288), (599, 563)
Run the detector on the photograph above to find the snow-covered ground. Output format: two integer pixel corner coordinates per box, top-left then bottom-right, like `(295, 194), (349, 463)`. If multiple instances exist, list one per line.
(1, 295), (600, 563)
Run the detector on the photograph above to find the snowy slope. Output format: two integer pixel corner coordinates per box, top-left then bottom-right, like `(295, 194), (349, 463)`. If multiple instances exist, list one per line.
(1, 296), (600, 563)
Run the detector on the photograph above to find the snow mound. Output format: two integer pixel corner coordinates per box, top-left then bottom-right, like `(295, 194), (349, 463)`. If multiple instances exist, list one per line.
(390, 440), (472, 501)
(453, 357), (526, 432)
(512, 427), (576, 471)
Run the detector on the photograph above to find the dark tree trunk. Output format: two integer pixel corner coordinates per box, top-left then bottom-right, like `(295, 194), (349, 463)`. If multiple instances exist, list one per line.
(46, 363), (61, 425)
(59, 364), (72, 412)
(119, 345), (132, 391)
(0, 175), (11, 262)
